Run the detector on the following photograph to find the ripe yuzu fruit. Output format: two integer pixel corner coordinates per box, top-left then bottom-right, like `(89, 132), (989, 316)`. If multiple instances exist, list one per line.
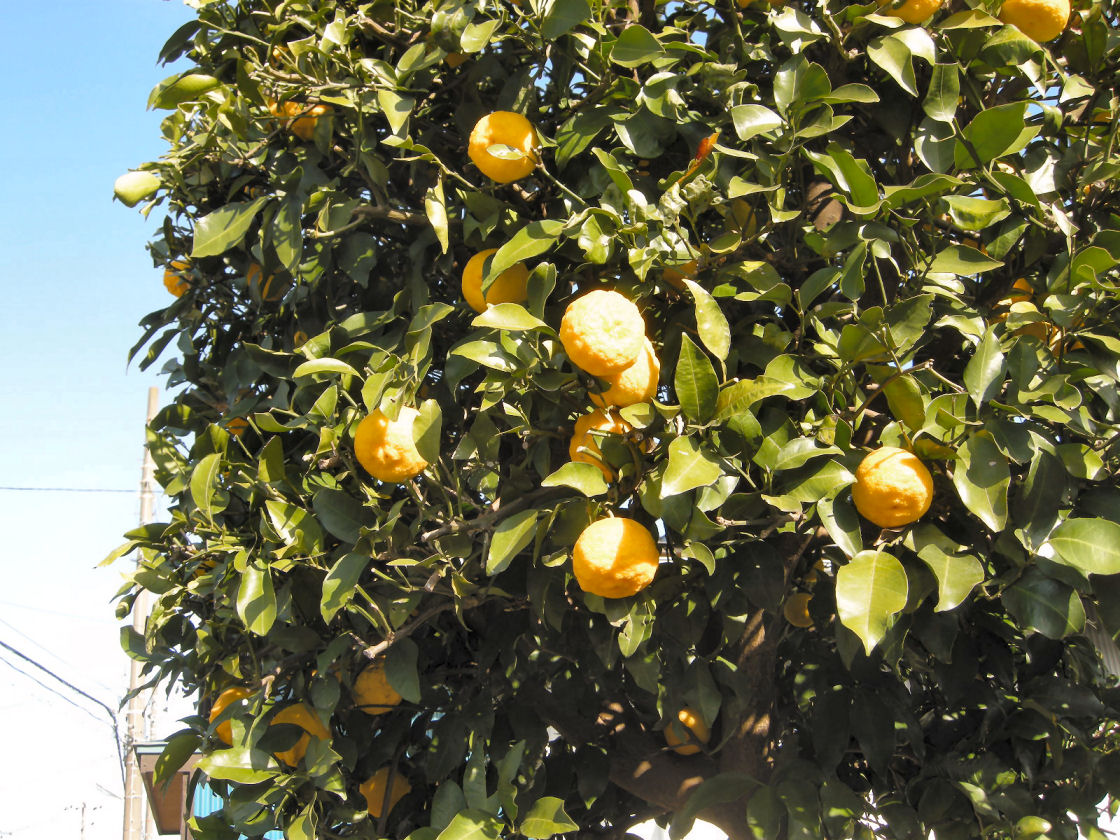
(209, 686), (253, 745)
(461, 249), (530, 312)
(360, 767), (412, 818)
(354, 408), (429, 483)
(569, 409), (633, 480)
(664, 707), (711, 755)
(590, 337), (660, 409)
(783, 592), (814, 628)
(271, 703), (331, 767)
(559, 290), (646, 377)
(880, 0), (942, 23)
(163, 260), (191, 297)
(998, 0), (1069, 41)
(353, 661), (402, 715)
(851, 447), (934, 528)
(468, 111), (539, 183)
(572, 517), (660, 599)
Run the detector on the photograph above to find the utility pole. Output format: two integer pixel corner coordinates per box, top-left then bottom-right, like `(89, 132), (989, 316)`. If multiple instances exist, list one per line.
(122, 387), (160, 840)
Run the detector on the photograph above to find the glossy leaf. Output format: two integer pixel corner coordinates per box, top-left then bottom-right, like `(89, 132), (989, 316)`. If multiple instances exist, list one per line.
(237, 562), (277, 636)
(952, 433), (1010, 532)
(682, 278), (730, 362)
(1046, 519), (1120, 576)
(191, 198), (268, 258)
(661, 436), (722, 498)
(675, 334), (718, 423)
(835, 550), (908, 654)
(486, 509), (540, 574)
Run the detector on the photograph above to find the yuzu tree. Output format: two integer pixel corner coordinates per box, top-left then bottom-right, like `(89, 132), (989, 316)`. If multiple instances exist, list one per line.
(110, 0), (1120, 838)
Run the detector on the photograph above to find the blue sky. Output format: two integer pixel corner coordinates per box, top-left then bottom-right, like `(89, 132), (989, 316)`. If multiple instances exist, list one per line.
(0, 2), (194, 837)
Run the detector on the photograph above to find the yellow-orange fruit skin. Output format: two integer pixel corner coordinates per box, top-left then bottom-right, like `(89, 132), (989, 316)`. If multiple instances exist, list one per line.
(209, 686), (253, 745)
(559, 290), (645, 377)
(360, 767), (412, 818)
(851, 447), (934, 528)
(572, 517), (660, 599)
(590, 338), (660, 408)
(664, 707), (711, 756)
(461, 249), (530, 312)
(998, 0), (1070, 41)
(354, 408), (429, 483)
(353, 661), (403, 716)
(271, 704), (331, 767)
(569, 409), (632, 480)
(468, 111), (539, 183)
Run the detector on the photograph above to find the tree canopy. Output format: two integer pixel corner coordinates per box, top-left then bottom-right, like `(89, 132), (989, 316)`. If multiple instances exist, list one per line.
(111, 0), (1120, 838)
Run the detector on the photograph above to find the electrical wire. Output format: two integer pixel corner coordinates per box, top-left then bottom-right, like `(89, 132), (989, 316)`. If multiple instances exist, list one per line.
(0, 485), (135, 493)
(0, 638), (127, 788)
(0, 615), (118, 694)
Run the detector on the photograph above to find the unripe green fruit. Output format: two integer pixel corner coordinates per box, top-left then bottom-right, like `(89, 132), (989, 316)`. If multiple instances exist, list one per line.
(113, 171), (161, 207)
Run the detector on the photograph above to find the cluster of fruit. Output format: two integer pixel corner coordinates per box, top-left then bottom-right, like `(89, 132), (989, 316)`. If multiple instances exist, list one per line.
(209, 660), (409, 818)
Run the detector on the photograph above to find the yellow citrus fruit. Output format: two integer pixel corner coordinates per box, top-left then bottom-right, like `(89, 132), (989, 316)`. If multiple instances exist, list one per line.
(271, 703), (331, 767)
(559, 290), (646, 377)
(360, 767), (412, 818)
(445, 52), (468, 68)
(163, 260), (191, 297)
(293, 330), (309, 346)
(664, 707), (711, 755)
(663, 259), (698, 291)
(268, 99), (333, 141)
(998, 0), (1069, 41)
(247, 263), (286, 302)
(354, 407), (429, 483)
(209, 686), (253, 745)
(851, 447), (934, 528)
(572, 517), (660, 599)
(353, 661), (402, 716)
(879, 0), (942, 23)
(461, 249), (530, 312)
(569, 409), (633, 479)
(783, 592), (814, 628)
(590, 338), (660, 409)
(1007, 277), (1034, 303)
(226, 416), (250, 437)
(468, 111), (539, 183)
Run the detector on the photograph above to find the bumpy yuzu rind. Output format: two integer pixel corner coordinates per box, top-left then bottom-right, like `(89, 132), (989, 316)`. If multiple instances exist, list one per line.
(353, 661), (402, 715)
(880, 0), (942, 23)
(590, 338), (660, 408)
(572, 517), (659, 598)
(783, 592), (814, 628)
(354, 408), (429, 483)
(559, 290), (646, 377)
(998, 0), (1069, 41)
(664, 707), (711, 756)
(851, 447), (934, 528)
(468, 111), (539, 183)
(461, 249), (530, 312)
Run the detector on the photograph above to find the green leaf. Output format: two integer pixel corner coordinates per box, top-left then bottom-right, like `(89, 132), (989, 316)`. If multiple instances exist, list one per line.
(952, 433), (1009, 532)
(922, 63), (959, 123)
(954, 102), (1038, 169)
(460, 19), (501, 51)
(385, 637), (422, 703)
(1046, 519), (1120, 576)
(197, 748), (277, 784)
(835, 550), (908, 655)
(294, 358), (359, 378)
(944, 195), (1011, 231)
(818, 494), (862, 558)
(434, 809), (503, 840)
(542, 461), (609, 497)
(962, 329), (1006, 409)
(486, 509), (540, 575)
(661, 436), (722, 498)
(882, 376), (926, 432)
(150, 72), (220, 109)
(927, 245), (1003, 275)
(265, 500), (325, 553)
(154, 730), (202, 786)
(868, 34), (919, 96)
(682, 279), (730, 362)
(471, 303), (550, 332)
(312, 489), (368, 544)
(320, 552), (369, 622)
(520, 797), (579, 838)
(669, 774), (760, 840)
(268, 195), (303, 274)
(610, 25), (665, 67)
(377, 89), (414, 133)
(1004, 568), (1085, 638)
(190, 453), (222, 521)
(425, 177), (450, 254)
(906, 524), (985, 611)
(490, 220), (564, 277)
(675, 334), (718, 423)
(730, 105), (783, 141)
(191, 197), (269, 258)
(237, 561), (277, 636)
(414, 399), (443, 466)
(542, 0), (592, 39)
(715, 378), (797, 419)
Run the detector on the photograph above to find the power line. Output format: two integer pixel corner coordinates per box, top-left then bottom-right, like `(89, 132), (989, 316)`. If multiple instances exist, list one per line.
(0, 638), (127, 789)
(0, 652), (107, 726)
(0, 615), (118, 694)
